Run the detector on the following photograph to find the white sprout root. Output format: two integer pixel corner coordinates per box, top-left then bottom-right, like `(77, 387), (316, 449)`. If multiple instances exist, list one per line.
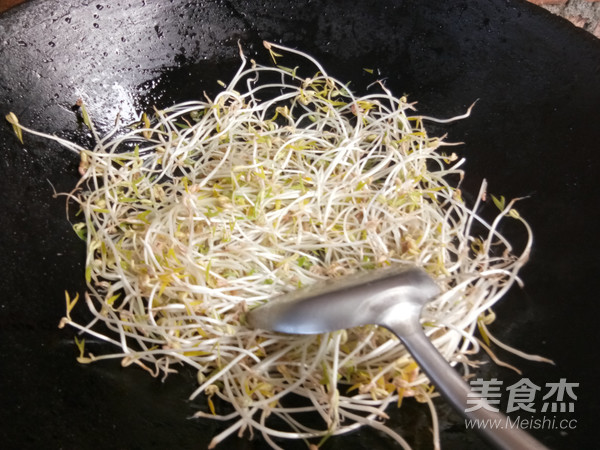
(15, 42), (538, 448)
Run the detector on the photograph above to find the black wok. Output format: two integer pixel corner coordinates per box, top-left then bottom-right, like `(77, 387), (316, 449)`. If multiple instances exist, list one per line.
(1, 1), (599, 449)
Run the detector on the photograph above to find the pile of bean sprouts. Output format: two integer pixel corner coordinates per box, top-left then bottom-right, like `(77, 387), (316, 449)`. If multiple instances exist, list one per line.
(9, 42), (542, 449)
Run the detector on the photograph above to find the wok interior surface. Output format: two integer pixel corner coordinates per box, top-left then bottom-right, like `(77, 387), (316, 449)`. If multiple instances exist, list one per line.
(1, 1), (599, 448)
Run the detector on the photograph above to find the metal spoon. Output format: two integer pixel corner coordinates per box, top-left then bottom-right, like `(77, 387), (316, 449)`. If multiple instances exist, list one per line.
(247, 265), (548, 449)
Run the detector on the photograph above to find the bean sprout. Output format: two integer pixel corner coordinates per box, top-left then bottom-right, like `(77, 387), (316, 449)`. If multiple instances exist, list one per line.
(10, 42), (538, 449)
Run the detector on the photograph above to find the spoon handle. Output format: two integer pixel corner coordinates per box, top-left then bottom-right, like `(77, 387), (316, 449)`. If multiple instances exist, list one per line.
(392, 326), (549, 450)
